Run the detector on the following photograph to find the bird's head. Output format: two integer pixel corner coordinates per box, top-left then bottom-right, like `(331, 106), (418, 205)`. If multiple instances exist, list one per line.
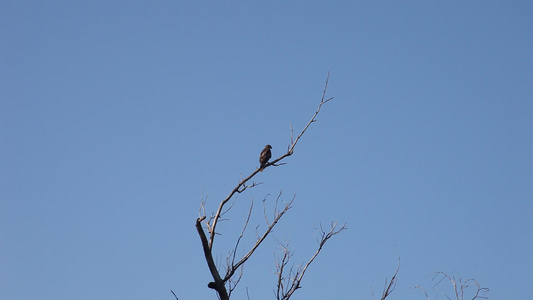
(265, 145), (272, 149)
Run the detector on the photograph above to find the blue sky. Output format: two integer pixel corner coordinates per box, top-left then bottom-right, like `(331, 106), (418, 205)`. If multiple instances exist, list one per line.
(1, 1), (532, 299)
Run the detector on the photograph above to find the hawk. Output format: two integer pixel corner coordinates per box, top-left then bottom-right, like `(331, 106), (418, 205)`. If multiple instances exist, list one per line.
(259, 145), (272, 172)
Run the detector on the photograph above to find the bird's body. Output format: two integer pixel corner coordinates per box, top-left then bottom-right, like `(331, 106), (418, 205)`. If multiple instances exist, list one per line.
(259, 145), (272, 172)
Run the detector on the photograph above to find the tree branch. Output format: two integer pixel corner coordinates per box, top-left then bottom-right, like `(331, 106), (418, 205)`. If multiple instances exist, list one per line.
(206, 72), (333, 250)
(224, 194), (294, 282)
(195, 216), (229, 300)
(276, 221), (346, 300)
(380, 259), (400, 300)
(227, 199), (254, 272)
(415, 271), (489, 300)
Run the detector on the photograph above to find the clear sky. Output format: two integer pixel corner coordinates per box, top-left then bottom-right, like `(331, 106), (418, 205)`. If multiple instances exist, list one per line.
(1, 1), (532, 299)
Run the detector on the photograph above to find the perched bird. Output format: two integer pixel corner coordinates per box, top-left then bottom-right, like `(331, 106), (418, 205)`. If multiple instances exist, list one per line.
(259, 145), (272, 172)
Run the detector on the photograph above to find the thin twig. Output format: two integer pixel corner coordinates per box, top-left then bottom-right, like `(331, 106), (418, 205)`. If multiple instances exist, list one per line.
(288, 72), (333, 155)
(228, 199), (254, 272)
(274, 243), (291, 300)
(414, 286), (431, 300)
(381, 259), (400, 300)
(417, 272), (488, 300)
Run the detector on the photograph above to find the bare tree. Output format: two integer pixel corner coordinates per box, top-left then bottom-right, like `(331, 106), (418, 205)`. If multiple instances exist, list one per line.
(169, 75), (490, 300)
(181, 73), (346, 300)
(415, 271), (489, 300)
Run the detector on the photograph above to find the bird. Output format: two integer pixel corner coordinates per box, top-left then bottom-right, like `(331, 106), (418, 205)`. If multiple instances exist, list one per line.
(259, 145), (272, 172)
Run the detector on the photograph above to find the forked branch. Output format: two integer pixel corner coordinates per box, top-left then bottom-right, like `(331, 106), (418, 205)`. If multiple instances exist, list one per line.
(206, 73), (333, 250)
(275, 221), (346, 300)
(379, 260), (400, 300)
(224, 193), (294, 283)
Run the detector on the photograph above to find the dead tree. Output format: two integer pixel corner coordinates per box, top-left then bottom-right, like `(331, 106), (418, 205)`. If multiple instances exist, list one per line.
(186, 73), (346, 300)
